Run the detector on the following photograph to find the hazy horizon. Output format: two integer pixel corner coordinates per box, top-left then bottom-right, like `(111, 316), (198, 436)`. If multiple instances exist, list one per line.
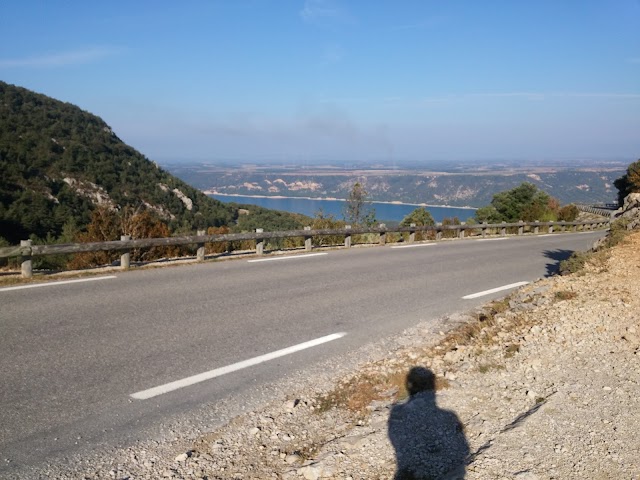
(158, 157), (631, 170)
(1, 1), (638, 164)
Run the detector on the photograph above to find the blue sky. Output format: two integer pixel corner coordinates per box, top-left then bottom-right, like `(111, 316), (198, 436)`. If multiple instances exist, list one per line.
(1, 0), (639, 164)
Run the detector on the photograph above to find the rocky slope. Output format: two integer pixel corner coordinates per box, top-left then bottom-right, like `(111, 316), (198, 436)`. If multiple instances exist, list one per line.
(12, 230), (640, 480)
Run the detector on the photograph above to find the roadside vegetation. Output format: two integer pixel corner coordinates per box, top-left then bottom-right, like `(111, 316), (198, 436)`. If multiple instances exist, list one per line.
(313, 295), (517, 416)
(473, 182), (579, 224)
(399, 207), (435, 241)
(559, 217), (631, 275)
(0, 82), (315, 270)
(558, 158), (640, 275)
(613, 158), (640, 205)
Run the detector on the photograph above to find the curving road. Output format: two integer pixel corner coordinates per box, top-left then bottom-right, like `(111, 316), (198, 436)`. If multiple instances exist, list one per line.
(0, 231), (603, 474)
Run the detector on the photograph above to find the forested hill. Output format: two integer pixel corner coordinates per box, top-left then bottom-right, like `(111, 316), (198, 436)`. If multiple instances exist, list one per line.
(0, 81), (239, 244)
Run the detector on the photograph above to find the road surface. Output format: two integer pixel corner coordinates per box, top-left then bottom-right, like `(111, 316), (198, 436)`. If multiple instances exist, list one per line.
(0, 231), (602, 474)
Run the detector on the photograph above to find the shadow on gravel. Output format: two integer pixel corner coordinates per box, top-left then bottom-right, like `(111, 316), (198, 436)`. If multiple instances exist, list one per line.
(388, 367), (469, 480)
(543, 249), (575, 276)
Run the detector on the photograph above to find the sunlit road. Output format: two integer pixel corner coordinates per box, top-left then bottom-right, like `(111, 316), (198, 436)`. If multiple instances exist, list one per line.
(0, 231), (603, 474)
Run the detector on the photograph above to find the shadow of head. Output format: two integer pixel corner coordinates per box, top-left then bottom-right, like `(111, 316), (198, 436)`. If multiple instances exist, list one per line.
(406, 366), (435, 397)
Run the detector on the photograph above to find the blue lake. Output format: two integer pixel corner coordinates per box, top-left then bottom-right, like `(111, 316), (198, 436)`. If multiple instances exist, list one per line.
(210, 194), (476, 224)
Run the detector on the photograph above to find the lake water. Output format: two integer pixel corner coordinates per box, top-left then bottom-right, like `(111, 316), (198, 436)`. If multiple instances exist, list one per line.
(210, 194), (476, 224)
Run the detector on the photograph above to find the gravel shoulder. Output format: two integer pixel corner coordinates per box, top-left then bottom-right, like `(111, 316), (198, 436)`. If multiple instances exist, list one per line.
(8, 231), (640, 480)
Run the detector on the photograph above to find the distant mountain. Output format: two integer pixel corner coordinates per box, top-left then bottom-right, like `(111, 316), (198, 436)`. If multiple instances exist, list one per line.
(0, 81), (240, 244)
(167, 163), (625, 207)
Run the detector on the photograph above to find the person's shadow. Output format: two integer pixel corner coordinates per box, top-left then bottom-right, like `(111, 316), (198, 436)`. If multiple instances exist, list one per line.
(388, 367), (469, 479)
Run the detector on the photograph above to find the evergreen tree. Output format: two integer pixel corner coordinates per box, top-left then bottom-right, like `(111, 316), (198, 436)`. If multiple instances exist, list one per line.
(400, 207), (435, 227)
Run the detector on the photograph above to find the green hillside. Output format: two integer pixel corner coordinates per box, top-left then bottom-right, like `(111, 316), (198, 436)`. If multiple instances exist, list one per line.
(0, 81), (242, 244)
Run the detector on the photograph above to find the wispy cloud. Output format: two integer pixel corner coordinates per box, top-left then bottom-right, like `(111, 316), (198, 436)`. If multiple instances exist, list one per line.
(561, 92), (640, 99)
(0, 46), (122, 68)
(468, 92), (546, 100)
(421, 92), (640, 103)
(319, 95), (403, 105)
(300, 0), (350, 25)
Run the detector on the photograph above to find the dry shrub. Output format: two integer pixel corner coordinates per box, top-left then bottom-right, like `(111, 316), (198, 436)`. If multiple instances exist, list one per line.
(478, 363), (505, 374)
(206, 226), (231, 254)
(316, 369), (450, 415)
(314, 297), (529, 417)
(310, 214), (346, 247)
(68, 206), (180, 269)
(68, 206), (120, 269)
(554, 290), (577, 301)
(121, 208), (181, 261)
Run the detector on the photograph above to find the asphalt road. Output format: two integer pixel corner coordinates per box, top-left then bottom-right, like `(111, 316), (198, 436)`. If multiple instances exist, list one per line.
(0, 231), (603, 473)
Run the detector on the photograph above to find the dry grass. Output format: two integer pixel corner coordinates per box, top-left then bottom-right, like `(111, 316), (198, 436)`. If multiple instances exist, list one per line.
(314, 296), (529, 416)
(477, 362), (506, 374)
(554, 290), (577, 301)
(315, 370), (451, 415)
(560, 219), (632, 276)
(504, 344), (520, 358)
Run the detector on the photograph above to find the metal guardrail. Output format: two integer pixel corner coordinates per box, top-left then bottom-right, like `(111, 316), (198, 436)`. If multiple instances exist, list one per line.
(1, 219), (610, 278)
(575, 204), (618, 217)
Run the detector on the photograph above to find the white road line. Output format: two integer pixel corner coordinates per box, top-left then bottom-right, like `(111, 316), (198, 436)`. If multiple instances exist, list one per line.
(391, 243), (436, 249)
(462, 281), (529, 300)
(0, 275), (117, 292)
(475, 238), (508, 242)
(536, 232), (596, 237)
(130, 332), (347, 400)
(248, 253), (328, 263)
(537, 231), (600, 238)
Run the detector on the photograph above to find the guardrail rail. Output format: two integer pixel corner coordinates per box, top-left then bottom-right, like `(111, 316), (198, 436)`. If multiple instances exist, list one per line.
(0, 219), (610, 278)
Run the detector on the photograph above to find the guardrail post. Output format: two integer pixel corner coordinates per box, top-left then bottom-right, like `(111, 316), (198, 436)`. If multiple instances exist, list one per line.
(196, 230), (206, 261)
(548, 224), (554, 234)
(534, 221), (539, 234)
(379, 224), (387, 245)
(459, 227), (465, 239)
(256, 229), (264, 255)
(436, 223), (443, 241)
(20, 239), (33, 279)
(409, 223), (416, 243)
(345, 225), (352, 248)
(304, 226), (312, 251)
(482, 222), (488, 238)
(501, 222), (506, 237)
(518, 220), (524, 236)
(573, 223), (578, 232)
(120, 235), (131, 270)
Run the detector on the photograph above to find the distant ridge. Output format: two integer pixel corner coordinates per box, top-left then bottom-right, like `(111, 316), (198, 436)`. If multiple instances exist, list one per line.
(167, 163), (625, 208)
